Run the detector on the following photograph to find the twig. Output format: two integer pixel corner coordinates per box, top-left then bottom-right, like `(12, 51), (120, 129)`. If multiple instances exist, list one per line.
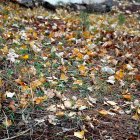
(0, 121), (43, 140)
(2, 110), (9, 139)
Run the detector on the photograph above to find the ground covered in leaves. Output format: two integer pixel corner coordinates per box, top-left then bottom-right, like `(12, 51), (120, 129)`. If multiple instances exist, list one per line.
(0, 1), (140, 140)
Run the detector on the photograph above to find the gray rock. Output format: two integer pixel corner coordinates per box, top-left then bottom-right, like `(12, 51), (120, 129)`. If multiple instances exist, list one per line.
(13, 0), (34, 7)
(11, 0), (114, 12)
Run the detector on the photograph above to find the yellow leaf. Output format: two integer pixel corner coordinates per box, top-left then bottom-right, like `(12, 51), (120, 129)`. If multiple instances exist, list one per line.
(1, 46), (8, 54)
(30, 80), (42, 89)
(20, 98), (28, 108)
(115, 69), (124, 80)
(73, 80), (83, 86)
(34, 96), (47, 105)
(21, 85), (30, 92)
(3, 119), (12, 127)
(56, 111), (65, 117)
(21, 45), (27, 49)
(122, 94), (132, 101)
(73, 48), (79, 55)
(33, 32), (37, 39)
(74, 130), (85, 139)
(78, 65), (87, 75)
(22, 54), (29, 60)
(60, 73), (68, 81)
(98, 110), (108, 116)
(0, 78), (3, 87)
(132, 113), (139, 120)
(76, 52), (84, 60)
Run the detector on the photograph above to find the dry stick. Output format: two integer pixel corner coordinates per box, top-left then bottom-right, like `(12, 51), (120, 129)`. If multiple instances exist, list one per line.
(2, 110), (10, 139)
(0, 121), (44, 140)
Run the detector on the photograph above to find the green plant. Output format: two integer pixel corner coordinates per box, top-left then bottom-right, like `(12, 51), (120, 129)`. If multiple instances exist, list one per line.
(118, 13), (126, 25)
(80, 11), (90, 30)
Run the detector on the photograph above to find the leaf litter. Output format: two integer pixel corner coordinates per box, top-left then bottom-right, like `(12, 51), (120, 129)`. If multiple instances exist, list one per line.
(0, 1), (140, 140)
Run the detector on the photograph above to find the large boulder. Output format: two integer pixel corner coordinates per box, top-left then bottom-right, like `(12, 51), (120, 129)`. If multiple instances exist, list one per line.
(11, 0), (34, 7)
(11, 0), (114, 12)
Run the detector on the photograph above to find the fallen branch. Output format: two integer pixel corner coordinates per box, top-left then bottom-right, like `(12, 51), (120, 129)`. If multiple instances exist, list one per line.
(0, 121), (44, 140)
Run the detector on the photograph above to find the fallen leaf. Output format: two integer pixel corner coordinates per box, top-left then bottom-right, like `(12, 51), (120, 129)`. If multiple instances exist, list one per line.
(74, 130), (85, 139)
(47, 105), (57, 112)
(3, 119), (12, 127)
(60, 73), (68, 81)
(132, 113), (139, 120)
(101, 66), (115, 75)
(73, 80), (83, 86)
(137, 108), (140, 114)
(125, 64), (133, 70)
(88, 96), (97, 104)
(135, 75), (140, 81)
(115, 69), (124, 80)
(56, 111), (65, 117)
(48, 115), (58, 125)
(106, 101), (117, 106)
(99, 110), (108, 116)
(106, 76), (115, 84)
(6, 91), (15, 98)
(64, 100), (72, 109)
(9, 100), (16, 112)
(122, 94), (132, 101)
(21, 54), (29, 60)
(0, 78), (3, 87)
(34, 96), (47, 104)
(44, 89), (55, 99)
(30, 77), (45, 89)
(78, 64), (87, 75)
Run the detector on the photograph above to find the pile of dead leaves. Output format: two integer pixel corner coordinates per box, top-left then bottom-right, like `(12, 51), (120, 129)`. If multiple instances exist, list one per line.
(0, 1), (140, 140)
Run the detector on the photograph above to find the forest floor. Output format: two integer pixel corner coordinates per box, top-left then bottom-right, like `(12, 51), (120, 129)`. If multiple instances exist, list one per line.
(0, 1), (140, 140)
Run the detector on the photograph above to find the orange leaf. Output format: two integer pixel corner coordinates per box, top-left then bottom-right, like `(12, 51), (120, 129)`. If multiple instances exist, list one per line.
(122, 94), (132, 101)
(34, 96), (47, 104)
(135, 75), (140, 81)
(115, 69), (124, 80)
(76, 52), (84, 60)
(15, 79), (26, 86)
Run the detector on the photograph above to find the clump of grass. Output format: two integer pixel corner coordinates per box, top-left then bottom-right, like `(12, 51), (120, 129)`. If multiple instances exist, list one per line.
(118, 13), (126, 25)
(79, 11), (90, 31)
